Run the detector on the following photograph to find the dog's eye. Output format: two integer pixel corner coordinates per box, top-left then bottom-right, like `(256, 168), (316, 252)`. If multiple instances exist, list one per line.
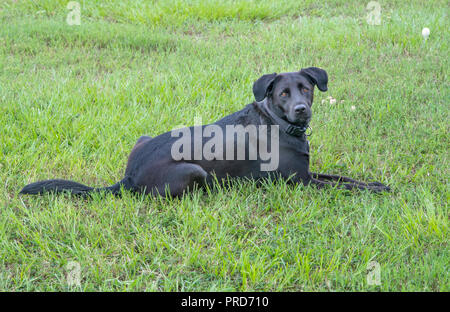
(280, 91), (289, 97)
(302, 88), (309, 93)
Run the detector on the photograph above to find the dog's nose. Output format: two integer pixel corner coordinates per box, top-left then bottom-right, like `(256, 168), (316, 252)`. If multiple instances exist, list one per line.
(294, 104), (307, 114)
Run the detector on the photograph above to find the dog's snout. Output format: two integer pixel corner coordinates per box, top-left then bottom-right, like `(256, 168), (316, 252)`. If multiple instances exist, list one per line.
(294, 104), (307, 114)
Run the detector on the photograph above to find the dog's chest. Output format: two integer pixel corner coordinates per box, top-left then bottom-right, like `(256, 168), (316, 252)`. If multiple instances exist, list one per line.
(280, 133), (310, 156)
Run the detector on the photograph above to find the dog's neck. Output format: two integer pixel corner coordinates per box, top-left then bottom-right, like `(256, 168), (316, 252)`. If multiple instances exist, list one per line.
(254, 98), (309, 138)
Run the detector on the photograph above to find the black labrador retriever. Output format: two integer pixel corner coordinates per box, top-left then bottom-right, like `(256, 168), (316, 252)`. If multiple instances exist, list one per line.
(20, 67), (390, 197)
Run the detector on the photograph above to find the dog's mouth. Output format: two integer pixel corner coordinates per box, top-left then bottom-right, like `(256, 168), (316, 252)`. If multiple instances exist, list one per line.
(285, 115), (310, 127)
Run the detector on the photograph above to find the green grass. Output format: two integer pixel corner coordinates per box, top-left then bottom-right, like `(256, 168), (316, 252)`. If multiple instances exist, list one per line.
(0, 0), (448, 291)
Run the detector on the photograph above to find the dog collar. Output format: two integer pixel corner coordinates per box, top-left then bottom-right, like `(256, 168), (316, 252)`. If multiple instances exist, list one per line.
(255, 100), (309, 137)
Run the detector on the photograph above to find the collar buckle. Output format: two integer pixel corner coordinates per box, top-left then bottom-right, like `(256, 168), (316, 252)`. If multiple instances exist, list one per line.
(286, 125), (307, 137)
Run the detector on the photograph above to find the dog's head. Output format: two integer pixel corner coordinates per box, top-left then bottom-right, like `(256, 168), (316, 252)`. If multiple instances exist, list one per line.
(253, 67), (328, 126)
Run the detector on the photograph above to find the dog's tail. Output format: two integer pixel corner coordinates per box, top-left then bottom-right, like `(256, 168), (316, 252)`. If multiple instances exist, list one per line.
(19, 176), (134, 196)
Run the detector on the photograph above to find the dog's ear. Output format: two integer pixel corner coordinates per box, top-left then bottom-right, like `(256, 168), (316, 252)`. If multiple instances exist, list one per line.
(300, 67), (328, 92)
(253, 73), (277, 102)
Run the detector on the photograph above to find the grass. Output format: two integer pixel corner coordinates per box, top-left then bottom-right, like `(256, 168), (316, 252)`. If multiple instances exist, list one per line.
(0, 0), (448, 291)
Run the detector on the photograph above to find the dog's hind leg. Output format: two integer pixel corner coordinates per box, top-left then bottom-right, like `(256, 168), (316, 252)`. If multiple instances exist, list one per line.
(144, 163), (208, 197)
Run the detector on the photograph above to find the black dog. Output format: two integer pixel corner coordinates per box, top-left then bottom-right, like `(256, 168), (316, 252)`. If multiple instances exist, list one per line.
(20, 67), (390, 197)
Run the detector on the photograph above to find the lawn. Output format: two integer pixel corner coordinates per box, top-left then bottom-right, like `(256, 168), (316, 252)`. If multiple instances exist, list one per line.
(0, 0), (448, 291)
